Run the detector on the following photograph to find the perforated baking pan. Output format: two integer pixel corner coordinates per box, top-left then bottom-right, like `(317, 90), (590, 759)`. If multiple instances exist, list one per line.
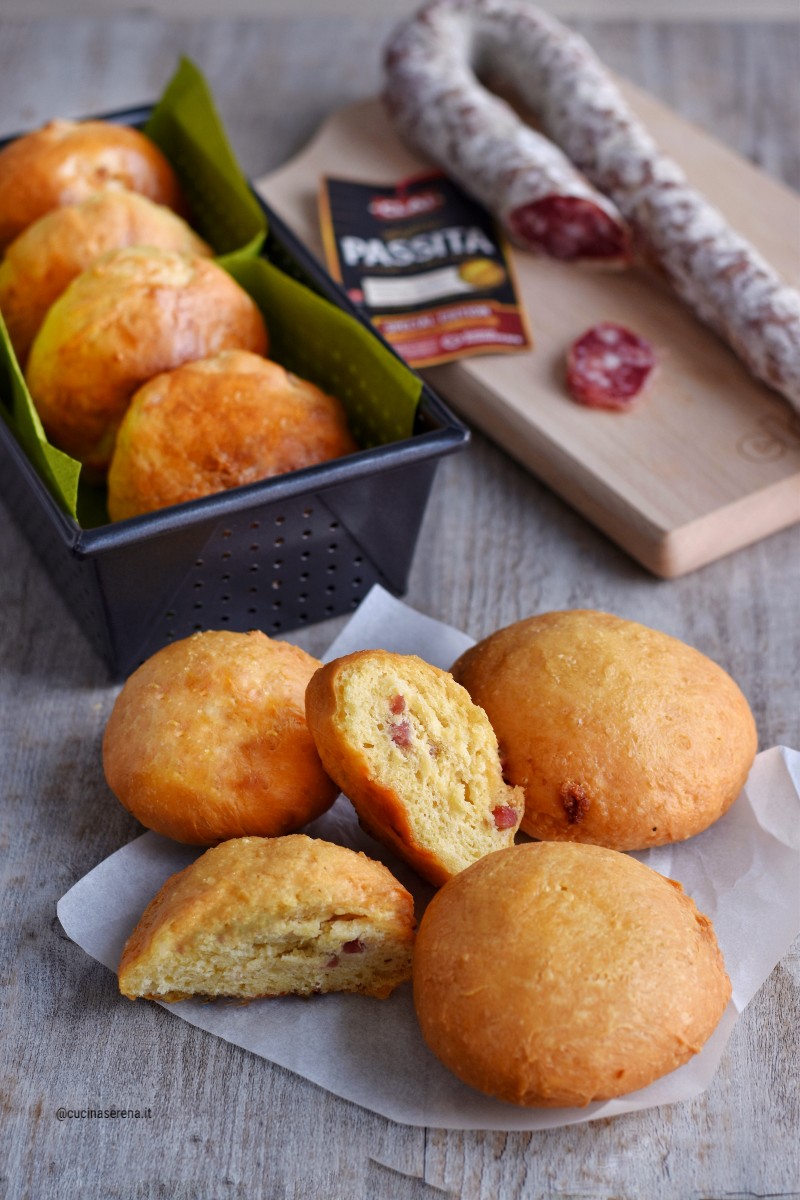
(0, 105), (469, 678)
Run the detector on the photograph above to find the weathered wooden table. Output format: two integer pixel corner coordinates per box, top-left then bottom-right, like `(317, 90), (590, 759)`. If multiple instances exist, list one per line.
(1, 14), (798, 1200)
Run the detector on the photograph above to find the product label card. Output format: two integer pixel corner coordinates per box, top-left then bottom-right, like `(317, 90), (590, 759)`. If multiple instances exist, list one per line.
(319, 173), (532, 368)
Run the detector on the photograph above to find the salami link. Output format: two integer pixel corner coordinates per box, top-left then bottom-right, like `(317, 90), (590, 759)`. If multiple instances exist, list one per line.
(384, 3), (631, 265)
(566, 323), (657, 411)
(383, 0), (800, 411)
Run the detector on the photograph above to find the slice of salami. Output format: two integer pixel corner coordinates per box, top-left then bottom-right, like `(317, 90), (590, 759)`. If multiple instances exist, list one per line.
(566, 323), (656, 411)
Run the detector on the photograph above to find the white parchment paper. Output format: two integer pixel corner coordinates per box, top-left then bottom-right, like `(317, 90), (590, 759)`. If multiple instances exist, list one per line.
(57, 585), (800, 1130)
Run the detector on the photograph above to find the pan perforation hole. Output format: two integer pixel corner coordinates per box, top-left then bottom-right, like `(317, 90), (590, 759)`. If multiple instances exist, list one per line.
(154, 500), (381, 649)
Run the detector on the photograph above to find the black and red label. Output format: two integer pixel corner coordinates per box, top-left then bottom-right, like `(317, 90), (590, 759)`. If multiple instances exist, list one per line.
(319, 173), (532, 368)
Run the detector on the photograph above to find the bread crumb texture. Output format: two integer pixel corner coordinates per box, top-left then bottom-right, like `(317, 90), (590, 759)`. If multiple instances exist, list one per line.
(118, 835), (416, 1002)
(413, 841), (731, 1107)
(305, 650), (524, 886)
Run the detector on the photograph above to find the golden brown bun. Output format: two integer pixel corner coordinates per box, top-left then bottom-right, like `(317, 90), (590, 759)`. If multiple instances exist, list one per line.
(305, 650), (524, 887)
(25, 246), (268, 477)
(0, 119), (184, 251)
(103, 630), (338, 845)
(107, 350), (357, 521)
(451, 610), (757, 851)
(413, 841), (731, 1107)
(118, 835), (416, 1002)
(0, 191), (211, 367)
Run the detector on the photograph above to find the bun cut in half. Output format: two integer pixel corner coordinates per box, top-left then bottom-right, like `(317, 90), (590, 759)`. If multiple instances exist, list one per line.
(305, 649), (524, 887)
(118, 835), (416, 1002)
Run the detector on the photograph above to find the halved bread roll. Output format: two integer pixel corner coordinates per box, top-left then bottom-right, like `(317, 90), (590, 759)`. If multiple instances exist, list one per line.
(118, 835), (416, 1002)
(305, 649), (524, 886)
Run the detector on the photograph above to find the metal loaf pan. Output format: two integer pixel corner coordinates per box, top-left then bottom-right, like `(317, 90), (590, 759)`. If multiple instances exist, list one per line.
(0, 106), (469, 679)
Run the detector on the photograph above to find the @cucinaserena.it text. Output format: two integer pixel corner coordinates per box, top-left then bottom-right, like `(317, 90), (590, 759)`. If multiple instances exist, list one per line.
(55, 1107), (152, 1120)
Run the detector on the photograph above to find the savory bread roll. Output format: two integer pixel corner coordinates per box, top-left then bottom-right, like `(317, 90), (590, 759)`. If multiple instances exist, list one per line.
(413, 841), (731, 1107)
(305, 650), (524, 886)
(451, 610), (757, 851)
(103, 630), (337, 845)
(107, 350), (357, 521)
(25, 246), (268, 477)
(118, 835), (416, 1002)
(0, 191), (211, 366)
(0, 118), (185, 251)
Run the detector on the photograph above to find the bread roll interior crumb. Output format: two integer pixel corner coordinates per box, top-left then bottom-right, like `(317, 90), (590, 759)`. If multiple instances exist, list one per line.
(118, 835), (416, 1002)
(306, 650), (524, 885)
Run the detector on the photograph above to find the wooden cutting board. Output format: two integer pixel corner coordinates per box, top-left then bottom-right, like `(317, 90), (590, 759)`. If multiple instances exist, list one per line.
(254, 92), (800, 578)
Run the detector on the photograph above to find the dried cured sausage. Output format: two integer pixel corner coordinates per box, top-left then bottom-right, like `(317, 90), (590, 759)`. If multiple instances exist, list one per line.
(384, 2), (631, 264)
(384, 0), (800, 410)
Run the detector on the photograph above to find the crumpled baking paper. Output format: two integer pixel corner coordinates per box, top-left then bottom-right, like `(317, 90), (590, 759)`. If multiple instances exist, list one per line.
(57, 584), (800, 1130)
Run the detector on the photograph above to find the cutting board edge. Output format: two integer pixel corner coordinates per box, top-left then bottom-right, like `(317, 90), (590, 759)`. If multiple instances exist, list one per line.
(426, 363), (800, 577)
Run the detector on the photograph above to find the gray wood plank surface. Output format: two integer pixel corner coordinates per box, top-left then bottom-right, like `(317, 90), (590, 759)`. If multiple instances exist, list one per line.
(1, 14), (798, 1200)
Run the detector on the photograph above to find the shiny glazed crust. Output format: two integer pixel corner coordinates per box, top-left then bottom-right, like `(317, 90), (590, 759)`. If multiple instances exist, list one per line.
(451, 609), (757, 850)
(103, 630), (338, 845)
(25, 246), (268, 476)
(0, 118), (185, 250)
(107, 350), (357, 520)
(118, 835), (416, 1001)
(305, 649), (524, 887)
(0, 191), (211, 366)
(413, 841), (731, 1107)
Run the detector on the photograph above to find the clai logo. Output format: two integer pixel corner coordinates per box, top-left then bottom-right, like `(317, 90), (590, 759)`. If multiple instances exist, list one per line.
(368, 191), (444, 220)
